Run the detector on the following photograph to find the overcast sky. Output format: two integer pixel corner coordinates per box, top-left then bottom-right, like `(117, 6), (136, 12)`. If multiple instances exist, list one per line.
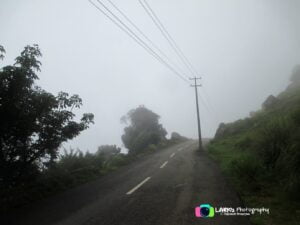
(1, 0), (300, 152)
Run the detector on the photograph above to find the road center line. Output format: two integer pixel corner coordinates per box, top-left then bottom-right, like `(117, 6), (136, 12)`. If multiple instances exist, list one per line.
(126, 177), (151, 195)
(170, 153), (175, 158)
(160, 161), (168, 169)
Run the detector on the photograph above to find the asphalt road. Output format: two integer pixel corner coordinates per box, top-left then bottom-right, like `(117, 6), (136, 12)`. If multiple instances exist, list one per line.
(4, 140), (251, 225)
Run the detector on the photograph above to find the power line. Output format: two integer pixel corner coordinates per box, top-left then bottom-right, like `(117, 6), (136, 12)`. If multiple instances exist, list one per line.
(142, 0), (200, 77)
(88, 1), (150, 58)
(140, 0), (198, 78)
(88, 0), (190, 84)
(105, 0), (189, 79)
(95, 0), (189, 83)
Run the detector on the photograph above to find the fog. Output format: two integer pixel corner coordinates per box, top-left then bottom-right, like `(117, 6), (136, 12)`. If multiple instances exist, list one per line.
(1, 0), (300, 152)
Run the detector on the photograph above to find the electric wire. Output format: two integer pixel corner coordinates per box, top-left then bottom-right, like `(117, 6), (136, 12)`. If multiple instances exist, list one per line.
(140, 0), (197, 78)
(95, 0), (189, 83)
(89, 0), (218, 132)
(105, 0), (189, 79)
(88, 0), (190, 84)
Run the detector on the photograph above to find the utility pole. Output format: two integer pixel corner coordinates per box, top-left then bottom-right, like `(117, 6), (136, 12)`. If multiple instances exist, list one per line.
(190, 77), (203, 151)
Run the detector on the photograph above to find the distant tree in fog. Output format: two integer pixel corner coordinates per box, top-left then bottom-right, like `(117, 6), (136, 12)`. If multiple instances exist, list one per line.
(121, 106), (167, 154)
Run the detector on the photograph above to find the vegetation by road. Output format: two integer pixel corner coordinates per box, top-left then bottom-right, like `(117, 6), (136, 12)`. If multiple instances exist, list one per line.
(208, 66), (300, 225)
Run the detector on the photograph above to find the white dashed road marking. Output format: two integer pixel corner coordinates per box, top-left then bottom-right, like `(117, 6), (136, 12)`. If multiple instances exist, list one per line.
(126, 177), (151, 195)
(160, 161), (168, 169)
(170, 153), (175, 158)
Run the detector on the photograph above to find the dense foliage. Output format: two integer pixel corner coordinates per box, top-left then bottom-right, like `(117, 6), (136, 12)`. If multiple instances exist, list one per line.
(121, 106), (167, 154)
(0, 45), (94, 187)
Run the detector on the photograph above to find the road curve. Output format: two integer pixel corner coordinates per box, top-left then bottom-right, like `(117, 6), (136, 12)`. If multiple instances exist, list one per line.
(4, 140), (251, 225)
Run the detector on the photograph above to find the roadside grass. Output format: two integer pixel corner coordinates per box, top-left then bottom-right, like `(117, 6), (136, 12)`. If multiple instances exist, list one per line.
(244, 190), (300, 225)
(208, 137), (300, 225)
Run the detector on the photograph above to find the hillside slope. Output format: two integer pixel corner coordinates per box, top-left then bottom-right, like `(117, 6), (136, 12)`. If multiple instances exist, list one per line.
(208, 68), (300, 225)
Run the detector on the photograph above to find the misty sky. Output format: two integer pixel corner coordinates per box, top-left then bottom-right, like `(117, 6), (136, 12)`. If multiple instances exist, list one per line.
(1, 0), (300, 153)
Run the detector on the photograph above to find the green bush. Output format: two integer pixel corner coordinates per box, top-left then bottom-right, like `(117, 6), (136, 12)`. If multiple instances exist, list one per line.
(229, 154), (264, 191)
(256, 116), (292, 170)
(57, 149), (104, 173)
(234, 135), (253, 150)
(290, 108), (300, 125)
(277, 129), (300, 199)
(105, 154), (129, 168)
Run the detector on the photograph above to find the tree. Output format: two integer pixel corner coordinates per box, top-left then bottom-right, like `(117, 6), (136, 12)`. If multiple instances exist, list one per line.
(121, 106), (167, 154)
(0, 45), (94, 186)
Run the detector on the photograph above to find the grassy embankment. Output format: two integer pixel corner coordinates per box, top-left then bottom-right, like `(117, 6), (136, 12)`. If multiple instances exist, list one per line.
(208, 84), (300, 225)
